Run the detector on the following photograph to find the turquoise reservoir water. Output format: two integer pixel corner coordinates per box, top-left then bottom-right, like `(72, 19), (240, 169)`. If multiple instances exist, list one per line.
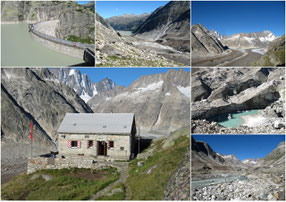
(1, 23), (83, 66)
(208, 109), (259, 128)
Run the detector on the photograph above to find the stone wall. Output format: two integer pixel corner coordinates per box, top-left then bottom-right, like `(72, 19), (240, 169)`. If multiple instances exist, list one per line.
(27, 156), (122, 174)
(58, 133), (132, 161)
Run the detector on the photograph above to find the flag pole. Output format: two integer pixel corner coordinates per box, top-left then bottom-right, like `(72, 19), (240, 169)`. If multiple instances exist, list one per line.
(30, 120), (33, 158)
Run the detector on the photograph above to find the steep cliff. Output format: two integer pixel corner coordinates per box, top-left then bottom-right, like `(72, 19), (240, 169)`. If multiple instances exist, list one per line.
(134, 1), (190, 52)
(1, 1), (95, 43)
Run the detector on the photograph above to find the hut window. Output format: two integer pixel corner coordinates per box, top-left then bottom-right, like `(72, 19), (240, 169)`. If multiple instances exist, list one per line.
(71, 141), (78, 148)
(108, 141), (114, 149)
(120, 147), (124, 150)
(88, 140), (93, 148)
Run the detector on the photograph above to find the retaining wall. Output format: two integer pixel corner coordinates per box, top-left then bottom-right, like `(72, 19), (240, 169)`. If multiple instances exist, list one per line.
(29, 22), (94, 59)
(27, 156), (117, 174)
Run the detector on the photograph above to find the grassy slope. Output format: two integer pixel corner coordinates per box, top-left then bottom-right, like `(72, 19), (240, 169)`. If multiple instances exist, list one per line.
(1, 167), (119, 200)
(97, 182), (125, 200)
(125, 126), (190, 200)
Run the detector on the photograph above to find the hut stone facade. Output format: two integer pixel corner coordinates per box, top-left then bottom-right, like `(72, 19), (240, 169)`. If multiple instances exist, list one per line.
(57, 113), (136, 161)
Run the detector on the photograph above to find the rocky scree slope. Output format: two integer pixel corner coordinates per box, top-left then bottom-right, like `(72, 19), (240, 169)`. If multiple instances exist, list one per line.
(192, 67), (285, 134)
(134, 1), (190, 53)
(192, 137), (285, 201)
(96, 13), (179, 67)
(191, 24), (226, 57)
(221, 31), (277, 49)
(106, 13), (150, 32)
(89, 69), (190, 132)
(254, 35), (285, 66)
(1, 1), (95, 43)
(50, 68), (124, 103)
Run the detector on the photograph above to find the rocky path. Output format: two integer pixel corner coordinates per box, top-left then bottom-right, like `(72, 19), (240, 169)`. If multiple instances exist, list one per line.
(192, 174), (285, 201)
(90, 162), (129, 200)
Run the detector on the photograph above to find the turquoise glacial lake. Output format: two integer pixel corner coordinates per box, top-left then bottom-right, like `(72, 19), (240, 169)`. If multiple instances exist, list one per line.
(208, 109), (259, 128)
(1, 23), (83, 66)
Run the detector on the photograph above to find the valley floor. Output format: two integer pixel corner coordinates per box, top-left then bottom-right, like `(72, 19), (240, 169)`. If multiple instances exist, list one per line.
(97, 34), (190, 67)
(192, 172), (285, 201)
(192, 48), (262, 66)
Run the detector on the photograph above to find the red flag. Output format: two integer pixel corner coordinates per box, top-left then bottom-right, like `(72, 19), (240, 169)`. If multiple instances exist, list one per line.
(30, 120), (33, 143)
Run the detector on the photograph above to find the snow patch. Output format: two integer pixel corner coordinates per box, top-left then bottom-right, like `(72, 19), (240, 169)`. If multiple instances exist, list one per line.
(92, 86), (98, 96)
(243, 36), (255, 43)
(137, 81), (163, 92)
(228, 35), (240, 40)
(177, 86), (191, 98)
(69, 69), (75, 76)
(4, 72), (12, 79)
(259, 34), (276, 42)
(80, 91), (93, 103)
(165, 92), (171, 96)
(251, 48), (266, 55)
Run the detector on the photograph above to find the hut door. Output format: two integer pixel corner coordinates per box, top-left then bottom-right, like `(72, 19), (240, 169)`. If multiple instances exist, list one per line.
(97, 141), (107, 156)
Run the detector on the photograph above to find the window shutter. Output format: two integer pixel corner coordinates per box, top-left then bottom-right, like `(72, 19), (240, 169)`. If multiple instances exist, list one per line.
(78, 141), (81, 148)
(68, 140), (71, 148)
(87, 140), (89, 148)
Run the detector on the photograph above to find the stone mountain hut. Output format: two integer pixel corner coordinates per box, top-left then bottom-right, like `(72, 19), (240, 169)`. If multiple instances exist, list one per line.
(57, 113), (137, 161)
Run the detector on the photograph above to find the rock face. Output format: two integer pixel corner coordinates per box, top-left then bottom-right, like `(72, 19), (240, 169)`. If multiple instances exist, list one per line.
(1, 1), (95, 42)
(1, 84), (55, 148)
(191, 24), (226, 57)
(50, 68), (124, 103)
(221, 31), (277, 49)
(1, 68), (93, 141)
(259, 141), (285, 169)
(209, 30), (227, 41)
(254, 35), (285, 66)
(90, 69), (190, 132)
(96, 12), (179, 67)
(134, 1), (190, 52)
(164, 148), (190, 200)
(106, 13), (150, 32)
(191, 67), (285, 134)
(241, 159), (259, 166)
(55, 9), (95, 42)
(192, 136), (232, 172)
(217, 154), (242, 167)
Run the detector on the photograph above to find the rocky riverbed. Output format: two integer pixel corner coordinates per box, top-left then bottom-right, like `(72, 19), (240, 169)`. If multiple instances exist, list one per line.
(192, 173), (285, 201)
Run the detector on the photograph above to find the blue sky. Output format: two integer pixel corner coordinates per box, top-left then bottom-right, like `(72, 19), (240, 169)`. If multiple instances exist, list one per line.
(192, 135), (285, 161)
(96, 1), (168, 18)
(76, 1), (91, 5)
(74, 68), (189, 87)
(192, 1), (285, 37)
